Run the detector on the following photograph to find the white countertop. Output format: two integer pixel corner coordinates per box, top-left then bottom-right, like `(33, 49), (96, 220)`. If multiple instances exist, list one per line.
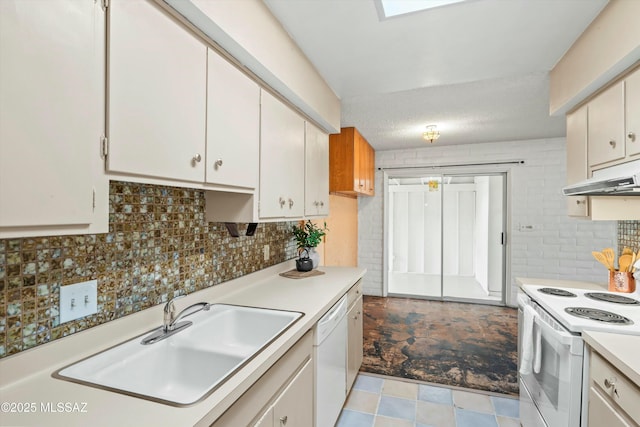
(0, 261), (366, 426)
(583, 331), (640, 387)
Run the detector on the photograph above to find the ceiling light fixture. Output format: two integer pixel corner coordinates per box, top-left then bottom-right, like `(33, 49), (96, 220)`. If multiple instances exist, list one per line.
(423, 125), (440, 143)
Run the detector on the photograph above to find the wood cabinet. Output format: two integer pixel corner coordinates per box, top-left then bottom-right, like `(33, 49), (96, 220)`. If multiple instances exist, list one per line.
(211, 332), (313, 427)
(588, 350), (640, 426)
(206, 48), (260, 189)
(305, 122), (330, 217)
(0, 0), (108, 238)
(566, 105), (589, 217)
(329, 127), (375, 197)
(107, 0), (207, 183)
(346, 280), (364, 392)
(260, 91), (305, 219)
(626, 68), (640, 158)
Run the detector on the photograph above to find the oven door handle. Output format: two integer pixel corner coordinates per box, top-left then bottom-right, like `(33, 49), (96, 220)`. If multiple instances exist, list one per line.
(534, 317), (583, 355)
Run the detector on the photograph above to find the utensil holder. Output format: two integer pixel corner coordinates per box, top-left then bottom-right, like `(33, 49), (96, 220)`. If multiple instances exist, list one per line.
(608, 271), (635, 293)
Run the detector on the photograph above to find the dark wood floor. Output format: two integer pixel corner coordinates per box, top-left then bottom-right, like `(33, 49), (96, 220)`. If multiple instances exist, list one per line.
(361, 296), (519, 395)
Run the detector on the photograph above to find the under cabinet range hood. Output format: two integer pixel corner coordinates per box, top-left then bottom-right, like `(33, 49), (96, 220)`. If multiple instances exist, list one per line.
(562, 160), (640, 196)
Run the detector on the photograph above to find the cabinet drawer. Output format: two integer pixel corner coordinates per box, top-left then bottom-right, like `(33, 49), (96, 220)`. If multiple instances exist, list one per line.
(589, 386), (634, 427)
(591, 351), (640, 424)
(347, 279), (363, 308)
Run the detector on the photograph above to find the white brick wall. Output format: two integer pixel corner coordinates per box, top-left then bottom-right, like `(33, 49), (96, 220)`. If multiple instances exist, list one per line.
(358, 138), (617, 306)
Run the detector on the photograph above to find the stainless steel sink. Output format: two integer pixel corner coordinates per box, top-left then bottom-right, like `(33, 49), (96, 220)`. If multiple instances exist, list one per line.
(54, 304), (303, 406)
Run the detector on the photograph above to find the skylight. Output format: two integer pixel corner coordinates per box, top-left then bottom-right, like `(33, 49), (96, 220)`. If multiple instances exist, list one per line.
(378, 0), (468, 18)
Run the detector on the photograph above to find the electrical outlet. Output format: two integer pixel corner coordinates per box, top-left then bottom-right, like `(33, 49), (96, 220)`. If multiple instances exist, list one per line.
(263, 244), (270, 261)
(59, 279), (98, 323)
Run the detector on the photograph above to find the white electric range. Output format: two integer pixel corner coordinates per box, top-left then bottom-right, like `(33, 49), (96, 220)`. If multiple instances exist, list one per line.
(518, 285), (640, 427)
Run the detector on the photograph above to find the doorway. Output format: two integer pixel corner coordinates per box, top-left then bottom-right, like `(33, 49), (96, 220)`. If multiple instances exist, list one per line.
(385, 172), (506, 304)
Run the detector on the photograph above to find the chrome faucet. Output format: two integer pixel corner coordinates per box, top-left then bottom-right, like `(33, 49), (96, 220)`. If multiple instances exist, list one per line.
(165, 300), (210, 332)
(141, 296), (211, 345)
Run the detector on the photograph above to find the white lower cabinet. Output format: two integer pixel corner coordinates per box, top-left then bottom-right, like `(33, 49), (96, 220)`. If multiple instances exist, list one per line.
(0, 0), (107, 237)
(211, 332), (313, 427)
(346, 280), (364, 392)
(588, 350), (640, 426)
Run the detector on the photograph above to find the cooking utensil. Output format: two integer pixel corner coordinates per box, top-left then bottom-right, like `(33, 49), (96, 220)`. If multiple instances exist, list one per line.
(619, 254), (632, 273)
(629, 252), (637, 272)
(622, 246), (634, 256)
(592, 251), (614, 271)
(602, 248), (616, 271)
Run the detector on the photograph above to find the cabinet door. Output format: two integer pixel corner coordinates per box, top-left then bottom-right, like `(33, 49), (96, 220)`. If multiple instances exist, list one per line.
(0, 0), (103, 228)
(356, 132), (366, 193)
(588, 387), (633, 427)
(253, 408), (274, 427)
(206, 48), (260, 189)
(305, 122), (329, 217)
(272, 360), (313, 427)
(588, 81), (625, 167)
(626, 68), (640, 157)
(260, 91), (305, 218)
(367, 143), (376, 195)
(566, 105), (589, 217)
(107, 0), (206, 183)
(347, 297), (363, 392)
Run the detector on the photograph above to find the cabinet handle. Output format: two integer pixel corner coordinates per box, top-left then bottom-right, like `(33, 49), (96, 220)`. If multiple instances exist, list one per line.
(279, 415), (288, 425)
(576, 199), (585, 205)
(604, 377), (616, 389)
(279, 197), (286, 208)
(320, 201), (324, 207)
(314, 201), (319, 207)
(192, 153), (202, 164)
(214, 159), (223, 169)
(609, 140), (616, 148)
(629, 132), (636, 142)
(289, 198), (294, 208)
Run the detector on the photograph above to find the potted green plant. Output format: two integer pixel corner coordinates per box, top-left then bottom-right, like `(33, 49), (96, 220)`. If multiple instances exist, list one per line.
(292, 220), (328, 269)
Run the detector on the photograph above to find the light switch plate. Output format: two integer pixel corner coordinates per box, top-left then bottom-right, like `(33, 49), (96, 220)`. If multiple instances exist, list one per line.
(59, 279), (98, 323)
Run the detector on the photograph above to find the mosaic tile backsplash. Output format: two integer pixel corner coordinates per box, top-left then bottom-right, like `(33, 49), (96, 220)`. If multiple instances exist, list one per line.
(618, 220), (640, 255)
(0, 181), (297, 358)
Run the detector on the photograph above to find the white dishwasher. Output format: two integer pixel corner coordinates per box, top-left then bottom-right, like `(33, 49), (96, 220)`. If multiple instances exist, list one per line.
(314, 295), (348, 427)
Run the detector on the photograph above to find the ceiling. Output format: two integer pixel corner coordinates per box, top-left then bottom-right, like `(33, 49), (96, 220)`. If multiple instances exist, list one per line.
(263, 0), (609, 151)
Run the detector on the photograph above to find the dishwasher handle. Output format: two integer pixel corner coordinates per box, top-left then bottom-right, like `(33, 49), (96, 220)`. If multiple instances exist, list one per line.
(315, 296), (347, 345)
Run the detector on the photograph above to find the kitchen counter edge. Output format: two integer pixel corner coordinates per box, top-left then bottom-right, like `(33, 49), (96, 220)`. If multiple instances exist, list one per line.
(0, 262), (366, 426)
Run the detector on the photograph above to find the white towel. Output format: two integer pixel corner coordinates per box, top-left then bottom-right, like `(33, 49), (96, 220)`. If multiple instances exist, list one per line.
(519, 305), (538, 376)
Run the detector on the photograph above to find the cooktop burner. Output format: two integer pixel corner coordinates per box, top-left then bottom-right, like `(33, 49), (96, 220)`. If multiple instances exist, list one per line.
(564, 307), (634, 325)
(584, 292), (640, 305)
(538, 288), (577, 297)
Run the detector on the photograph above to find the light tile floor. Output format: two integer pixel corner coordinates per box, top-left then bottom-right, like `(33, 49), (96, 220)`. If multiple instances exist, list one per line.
(337, 374), (519, 427)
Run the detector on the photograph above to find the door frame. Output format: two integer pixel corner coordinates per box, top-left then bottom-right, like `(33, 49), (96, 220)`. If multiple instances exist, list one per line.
(382, 165), (513, 306)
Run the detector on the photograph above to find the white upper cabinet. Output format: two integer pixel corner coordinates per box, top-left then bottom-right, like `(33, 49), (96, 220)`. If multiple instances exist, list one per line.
(107, 0), (207, 183)
(260, 91), (305, 219)
(0, 0), (105, 234)
(305, 123), (329, 217)
(588, 81), (625, 168)
(626, 68), (640, 158)
(206, 48), (260, 189)
(565, 105), (589, 217)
